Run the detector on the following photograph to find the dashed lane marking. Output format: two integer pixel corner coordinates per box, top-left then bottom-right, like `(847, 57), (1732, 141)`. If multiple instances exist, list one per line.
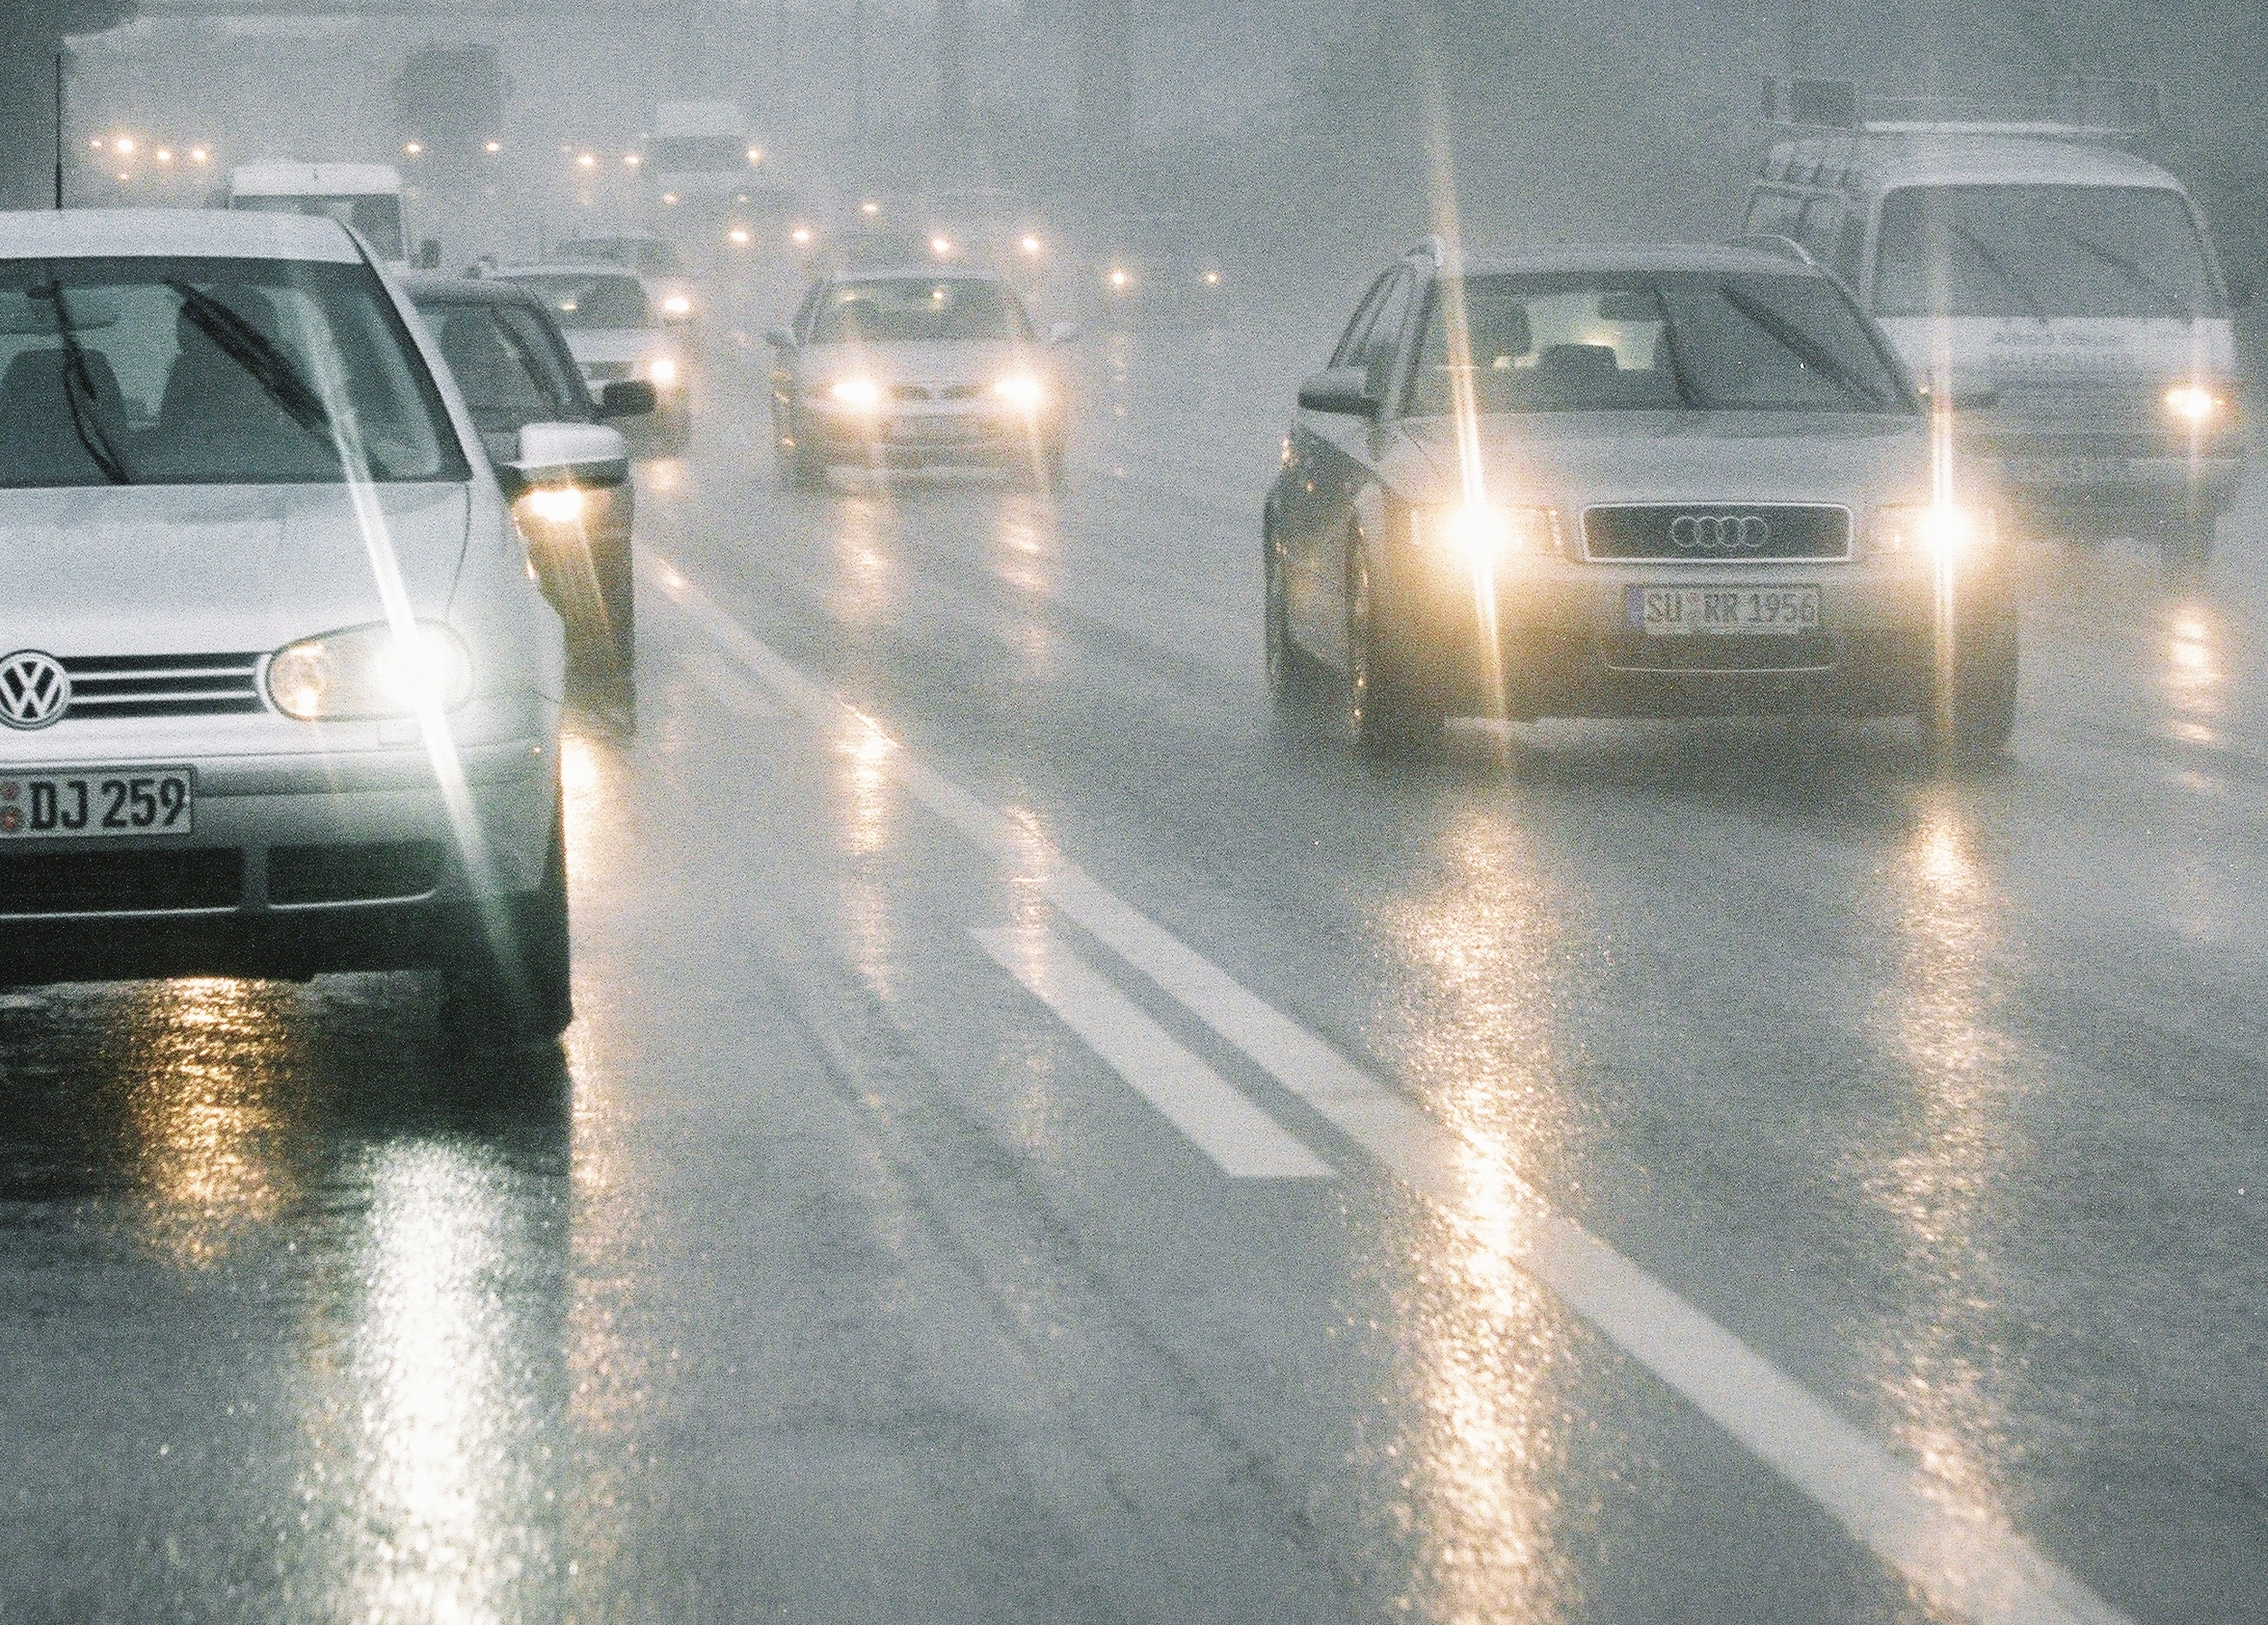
(646, 552), (2133, 1625)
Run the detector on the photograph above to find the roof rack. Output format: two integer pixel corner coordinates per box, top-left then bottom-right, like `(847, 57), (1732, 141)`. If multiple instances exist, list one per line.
(1762, 75), (2160, 142)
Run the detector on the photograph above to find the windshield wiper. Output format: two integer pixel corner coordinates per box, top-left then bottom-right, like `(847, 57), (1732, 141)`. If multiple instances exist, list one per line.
(1943, 223), (2049, 325)
(165, 280), (395, 476)
(1721, 286), (1885, 408)
(33, 281), (133, 486)
(2064, 234), (2191, 318)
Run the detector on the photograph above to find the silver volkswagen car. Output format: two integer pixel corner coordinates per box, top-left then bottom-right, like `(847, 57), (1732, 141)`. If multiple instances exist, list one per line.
(1265, 242), (2017, 761)
(0, 209), (622, 1039)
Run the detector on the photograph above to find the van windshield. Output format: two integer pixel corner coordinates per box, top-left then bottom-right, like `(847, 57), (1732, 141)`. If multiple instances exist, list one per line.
(1874, 185), (2220, 319)
(0, 256), (467, 489)
(232, 194), (408, 261)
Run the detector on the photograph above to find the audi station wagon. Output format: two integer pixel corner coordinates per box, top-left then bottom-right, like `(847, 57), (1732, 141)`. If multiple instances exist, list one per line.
(1264, 242), (2017, 760)
(0, 208), (627, 1037)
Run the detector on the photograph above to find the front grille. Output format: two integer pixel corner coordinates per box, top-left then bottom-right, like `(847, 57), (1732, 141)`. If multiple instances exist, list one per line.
(268, 841), (444, 906)
(63, 653), (264, 719)
(1584, 504), (1852, 562)
(0, 848), (243, 915)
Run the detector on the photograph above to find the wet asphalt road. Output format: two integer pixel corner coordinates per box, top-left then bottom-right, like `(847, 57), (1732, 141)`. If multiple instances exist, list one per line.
(3, 317), (2266, 1625)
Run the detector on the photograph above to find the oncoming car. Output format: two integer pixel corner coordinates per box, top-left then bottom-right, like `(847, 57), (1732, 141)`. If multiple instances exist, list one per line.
(486, 263), (690, 452)
(1265, 242), (2016, 761)
(0, 208), (624, 1039)
(766, 269), (1070, 489)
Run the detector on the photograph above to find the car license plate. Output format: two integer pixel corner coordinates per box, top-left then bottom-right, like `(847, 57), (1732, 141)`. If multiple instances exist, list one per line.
(1628, 586), (1819, 636)
(0, 768), (195, 839)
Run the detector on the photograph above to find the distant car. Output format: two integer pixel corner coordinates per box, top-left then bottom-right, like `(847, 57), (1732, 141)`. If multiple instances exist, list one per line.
(1266, 241), (2017, 762)
(554, 232), (700, 325)
(765, 269), (1072, 488)
(405, 272), (652, 700)
(484, 264), (690, 452)
(0, 207), (632, 1038)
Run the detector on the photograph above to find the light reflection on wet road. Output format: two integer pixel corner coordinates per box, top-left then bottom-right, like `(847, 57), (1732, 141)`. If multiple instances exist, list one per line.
(3, 321), (2266, 1623)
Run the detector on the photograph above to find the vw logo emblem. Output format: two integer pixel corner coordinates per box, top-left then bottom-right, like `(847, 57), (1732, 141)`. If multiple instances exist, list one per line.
(0, 651), (69, 730)
(1669, 513), (1771, 552)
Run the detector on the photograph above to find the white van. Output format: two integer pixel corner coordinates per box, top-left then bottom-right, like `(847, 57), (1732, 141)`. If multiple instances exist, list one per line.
(227, 163), (426, 268)
(1742, 81), (2245, 560)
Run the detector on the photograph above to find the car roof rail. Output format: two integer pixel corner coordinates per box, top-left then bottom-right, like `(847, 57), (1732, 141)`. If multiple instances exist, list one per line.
(1762, 73), (2160, 141)
(1406, 234), (1448, 269)
(1727, 233), (1817, 268)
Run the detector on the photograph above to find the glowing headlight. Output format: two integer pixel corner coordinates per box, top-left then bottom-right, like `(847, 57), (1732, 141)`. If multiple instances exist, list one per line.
(993, 373), (1045, 412)
(267, 623), (474, 721)
(1874, 503), (1990, 558)
(521, 485), (586, 525)
(2165, 384), (2227, 424)
(661, 293), (692, 317)
(644, 354), (680, 387)
(1408, 502), (1557, 558)
(830, 375), (882, 412)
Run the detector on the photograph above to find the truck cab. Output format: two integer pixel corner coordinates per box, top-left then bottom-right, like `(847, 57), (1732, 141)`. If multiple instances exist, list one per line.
(227, 162), (422, 267)
(1742, 80), (2245, 560)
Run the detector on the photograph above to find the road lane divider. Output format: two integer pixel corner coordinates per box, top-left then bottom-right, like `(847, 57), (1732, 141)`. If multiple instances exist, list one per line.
(973, 927), (1334, 1179)
(645, 552), (2133, 1625)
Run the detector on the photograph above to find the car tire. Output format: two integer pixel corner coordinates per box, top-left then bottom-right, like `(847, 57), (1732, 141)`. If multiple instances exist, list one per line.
(1922, 586), (2018, 768)
(440, 789), (573, 1046)
(1346, 550), (1441, 759)
(1264, 530), (1325, 717)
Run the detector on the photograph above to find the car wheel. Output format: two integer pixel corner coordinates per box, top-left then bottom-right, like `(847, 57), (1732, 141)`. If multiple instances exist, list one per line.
(1346, 550), (1440, 758)
(1264, 530), (1324, 717)
(1922, 586), (2018, 768)
(440, 787), (573, 1046)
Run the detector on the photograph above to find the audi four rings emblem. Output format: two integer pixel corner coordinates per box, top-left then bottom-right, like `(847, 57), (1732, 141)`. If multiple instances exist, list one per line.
(0, 651), (69, 730)
(1669, 513), (1772, 552)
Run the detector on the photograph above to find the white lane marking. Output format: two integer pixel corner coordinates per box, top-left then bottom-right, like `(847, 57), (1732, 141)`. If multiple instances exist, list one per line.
(973, 927), (1334, 1179)
(645, 553), (2132, 1625)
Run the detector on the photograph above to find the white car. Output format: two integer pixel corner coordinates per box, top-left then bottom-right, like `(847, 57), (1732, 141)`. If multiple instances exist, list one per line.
(0, 208), (625, 1039)
(486, 264), (691, 452)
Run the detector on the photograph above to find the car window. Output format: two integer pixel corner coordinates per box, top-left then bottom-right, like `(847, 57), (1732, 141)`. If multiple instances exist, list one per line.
(1874, 184), (2221, 319)
(421, 301), (576, 431)
(1742, 188), (1805, 239)
(1358, 271), (1413, 396)
(499, 273), (650, 330)
(496, 306), (590, 415)
(1327, 272), (1396, 369)
(1403, 270), (1911, 414)
(0, 254), (468, 488)
(809, 279), (1028, 344)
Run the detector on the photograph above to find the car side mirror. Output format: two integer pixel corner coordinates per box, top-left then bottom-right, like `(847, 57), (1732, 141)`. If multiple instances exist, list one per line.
(500, 421), (630, 500)
(1296, 365), (1378, 418)
(416, 238), (442, 270)
(1046, 319), (1081, 345)
(764, 327), (796, 350)
(2228, 272), (2256, 310)
(597, 380), (658, 419)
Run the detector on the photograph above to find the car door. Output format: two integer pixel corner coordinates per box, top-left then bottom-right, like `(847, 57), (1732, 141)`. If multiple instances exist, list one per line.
(1284, 269), (1406, 657)
(1298, 268), (1412, 667)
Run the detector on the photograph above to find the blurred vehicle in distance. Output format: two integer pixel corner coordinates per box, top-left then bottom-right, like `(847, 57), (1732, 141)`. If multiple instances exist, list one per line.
(766, 268), (1074, 490)
(0, 206), (595, 1039)
(555, 231), (700, 326)
(405, 271), (651, 703)
(391, 44), (506, 181)
(227, 162), (434, 267)
(1744, 76), (2245, 562)
(484, 263), (690, 453)
(1267, 240), (2016, 763)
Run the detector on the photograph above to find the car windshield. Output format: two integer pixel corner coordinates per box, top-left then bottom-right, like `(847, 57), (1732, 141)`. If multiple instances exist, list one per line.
(564, 238), (685, 277)
(231, 194), (408, 260)
(1403, 270), (1912, 415)
(0, 255), (467, 488)
(810, 278), (1029, 344)
(1873, 184), (2219, 320)
(501, 273), (650, 330)
(414, 298), (586, 431)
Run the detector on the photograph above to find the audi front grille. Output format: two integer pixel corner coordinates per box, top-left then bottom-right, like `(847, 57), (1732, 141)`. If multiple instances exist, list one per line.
(62, 653), (265, 719)
(1583, 505), (1853, 563)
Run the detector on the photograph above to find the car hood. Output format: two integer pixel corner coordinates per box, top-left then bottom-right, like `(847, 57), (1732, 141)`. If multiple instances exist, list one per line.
(801, 339), (1029, 386)
(1390, 412), (1935, 507)
(0, 483), (469, 657)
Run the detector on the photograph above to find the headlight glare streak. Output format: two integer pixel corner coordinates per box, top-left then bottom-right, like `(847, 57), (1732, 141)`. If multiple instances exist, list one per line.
(1874, 502), (1990, 559)
(522, 485), (585, 525)
(1409, 502), (1557, 558)
(267, 622), (475, 721)
(829, 375), (882, 412)
(993, 372), (1045, 412)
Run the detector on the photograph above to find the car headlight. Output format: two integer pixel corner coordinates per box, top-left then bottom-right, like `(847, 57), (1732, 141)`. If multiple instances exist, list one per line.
(644, 354), (679, 387)
(520, 484), (586, 525)
(661, 293), (692, 318)
(1873, 502), (1991, 558)
(2164, 384), (2229, 425)
(993, 372), (1045, 412)
(1408, 502), (1558, 558)
(267, 622), (475, 721)
(829, 375), (882, 412)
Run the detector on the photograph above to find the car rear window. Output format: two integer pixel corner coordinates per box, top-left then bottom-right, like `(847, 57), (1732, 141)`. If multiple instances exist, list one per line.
(415, 298), (587, 430)
(0, 255), (469, 488)
(499, 273), (650, 330)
